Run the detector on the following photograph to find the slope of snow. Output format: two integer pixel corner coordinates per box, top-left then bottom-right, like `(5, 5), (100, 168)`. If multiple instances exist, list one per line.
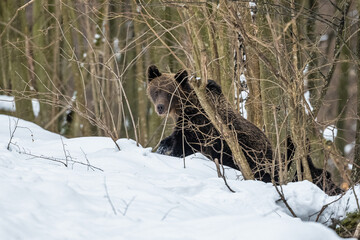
(0, 114), (357, 240)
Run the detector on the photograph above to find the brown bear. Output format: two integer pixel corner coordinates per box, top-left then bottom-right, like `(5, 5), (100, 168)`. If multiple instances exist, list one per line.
(146, 65), (275, 182)
(146, 65), (344, 195)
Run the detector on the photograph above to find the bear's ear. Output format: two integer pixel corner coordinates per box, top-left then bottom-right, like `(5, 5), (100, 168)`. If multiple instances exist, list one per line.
(148, 65), (162, 82)
(174, 69), (188, 85)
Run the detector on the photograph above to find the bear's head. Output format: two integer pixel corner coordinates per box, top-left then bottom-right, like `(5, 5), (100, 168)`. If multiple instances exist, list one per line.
(146, 65), (189, 119)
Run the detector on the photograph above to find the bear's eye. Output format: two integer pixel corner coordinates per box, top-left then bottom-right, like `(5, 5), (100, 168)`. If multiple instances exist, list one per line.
(154, 91), (158, 97)
(167, 93), (172, 98)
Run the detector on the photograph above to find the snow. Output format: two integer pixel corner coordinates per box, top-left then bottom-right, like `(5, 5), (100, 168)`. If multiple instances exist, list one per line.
(304, 91), (314, 114)
(0, 114), (357, 240)
(249, 2), (256, 7)
(239, 74), (248, 119)
(93, 33), (101, 43)
(0, 95), (15, 112)
(323, 125), (338, 142)
(320, 34), (329, 42)
(345, 141), (355, 155)
(0, 95), (40, 117)
(249, 2), (257, 17)
(32, 99), (40, 117)
(113, 37), (121, 61)
(234, 74), (248, 119)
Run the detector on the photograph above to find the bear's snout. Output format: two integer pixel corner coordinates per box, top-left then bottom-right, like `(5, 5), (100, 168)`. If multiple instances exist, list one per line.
(157, 104), (165, 114)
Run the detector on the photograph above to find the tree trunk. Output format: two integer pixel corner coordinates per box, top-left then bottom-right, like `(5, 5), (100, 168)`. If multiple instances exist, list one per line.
(62, 0), (91, 137)
(48, 0), (61, 132)
(288, 0), (312, 182)
(335, 46), (349, 155)
(241, 2), (263, 129)
(7, 0), (34, 122)
(132, 1), (148, 146)
(32, 0), (51, 126)
(351, 1), (360, 182)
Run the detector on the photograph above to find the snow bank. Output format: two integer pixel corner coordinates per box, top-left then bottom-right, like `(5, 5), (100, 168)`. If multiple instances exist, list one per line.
(0, 115), (356, 240)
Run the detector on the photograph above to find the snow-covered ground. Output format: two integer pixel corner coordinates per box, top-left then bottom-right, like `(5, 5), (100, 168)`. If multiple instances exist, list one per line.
(0, 114), (357, 240)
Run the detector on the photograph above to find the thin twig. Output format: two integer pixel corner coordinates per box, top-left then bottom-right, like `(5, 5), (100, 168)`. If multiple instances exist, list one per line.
(18, 150), (104, 171)
(218, 139), (235, 193)
(24, 152), (68, 167)
(352, 185), (360, 211)
(161, 206), (178, 221)
(315, 192), (346, 222)
(274, 184), (297, 217)
(220, 157), (236, 193)
(119, 196), (136, 216)
(214, 158), (222, 178)
(7, 118), (19, 151)
(104, 177), (117, 215)
(80, 147), (95, 171)
(0, 0), (35, 39)
(60, 136), (69, 167)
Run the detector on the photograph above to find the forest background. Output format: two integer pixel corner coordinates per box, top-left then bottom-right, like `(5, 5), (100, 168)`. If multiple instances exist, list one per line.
(0, 0), (359, 186)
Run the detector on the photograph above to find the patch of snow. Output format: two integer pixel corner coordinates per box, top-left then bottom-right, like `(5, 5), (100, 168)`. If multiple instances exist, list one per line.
(239, 74), (248, 119)
(249, 2), (256, 7)
(320, 34), (329, 42)
(349, 9), (358, 18)
(323, 125), (338, 142)
(345, 142), (355, 155)
(125, 118), (130, 128)
(93, 33), (101, 43)
(113, 37), (121, 61)
(0, 114), (355, 240)
(304, 91), (313, 114)
(72, 91), (77, 101)
(303, 64), (309, 76)
(240, 92), (248, 119)
(0, 95), (40, 117)
(32, 99), (40, 117)
(249, 2), (256, 16)
(0, 95), (15, 112)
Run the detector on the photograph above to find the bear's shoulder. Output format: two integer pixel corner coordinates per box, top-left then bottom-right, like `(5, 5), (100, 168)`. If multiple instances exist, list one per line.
(206, 79), (222, 95)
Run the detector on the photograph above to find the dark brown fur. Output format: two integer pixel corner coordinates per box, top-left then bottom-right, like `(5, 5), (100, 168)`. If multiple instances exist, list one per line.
(147, 65), (275, 182)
